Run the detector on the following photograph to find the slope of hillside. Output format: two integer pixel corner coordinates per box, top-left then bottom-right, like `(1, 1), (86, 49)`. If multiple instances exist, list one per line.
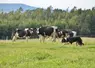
(0, 3), (37, 12)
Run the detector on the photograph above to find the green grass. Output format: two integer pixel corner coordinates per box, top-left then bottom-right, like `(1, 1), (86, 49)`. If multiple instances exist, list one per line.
(0, 37), (95, 68)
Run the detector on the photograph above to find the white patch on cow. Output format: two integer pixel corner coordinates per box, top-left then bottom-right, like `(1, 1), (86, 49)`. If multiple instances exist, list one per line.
(25, 28), (29, 31)
(51, 26), (57, 33)
(66, 34), (70, 38)
(12, 32), (19, 41)
(15, 32), (19, 38)
(26, 36), (29, 42)
(30, 28), (33, 30)
(30, 31), (33, 34)
(51, 26), (58, 30)
(29, 28), (33, 34)
(16, 28), (19, 31)
(72, 31), (77, 37)
(12, 36), (16, 41)
(60, 31), (63, 34)
(37, 28), (39, 34)
(64, 37), (67, 40)
(51, 26), (58, 42)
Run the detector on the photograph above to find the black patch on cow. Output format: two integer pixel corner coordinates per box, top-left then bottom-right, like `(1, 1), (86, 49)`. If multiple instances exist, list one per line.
(61, 37), (84, 46)
(38, 26), (54, 36)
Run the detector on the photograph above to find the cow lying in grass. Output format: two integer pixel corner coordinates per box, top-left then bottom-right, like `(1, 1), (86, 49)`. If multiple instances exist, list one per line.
(61, 37), (84, 46)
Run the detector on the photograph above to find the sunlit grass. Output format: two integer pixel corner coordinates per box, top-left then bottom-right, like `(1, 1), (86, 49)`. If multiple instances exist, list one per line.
(0, 37), (95, 68)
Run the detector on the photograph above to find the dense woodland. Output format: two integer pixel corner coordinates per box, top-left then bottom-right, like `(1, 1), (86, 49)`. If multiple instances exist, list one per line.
(0, 6), (95, 39)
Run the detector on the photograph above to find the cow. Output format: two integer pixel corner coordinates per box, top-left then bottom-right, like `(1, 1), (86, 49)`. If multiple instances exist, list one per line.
(36, 26), (58, 42)
(12, 28), (34, 41)
(57, 29), (77, 38)
(61, 36), (84, 46)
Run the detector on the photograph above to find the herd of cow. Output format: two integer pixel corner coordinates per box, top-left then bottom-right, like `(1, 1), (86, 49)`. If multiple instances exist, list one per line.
(12, 26), (84, 46)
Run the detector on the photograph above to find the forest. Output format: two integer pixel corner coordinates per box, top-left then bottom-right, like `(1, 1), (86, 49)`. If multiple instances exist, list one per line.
(0, 6), (95, 39)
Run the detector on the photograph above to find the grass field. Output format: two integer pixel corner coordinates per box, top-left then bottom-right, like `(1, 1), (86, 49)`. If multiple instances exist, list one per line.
(0, 37), (95, 68)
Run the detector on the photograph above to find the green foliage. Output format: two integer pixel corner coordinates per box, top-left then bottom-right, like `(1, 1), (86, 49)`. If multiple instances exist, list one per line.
(0, 6), (95, 39)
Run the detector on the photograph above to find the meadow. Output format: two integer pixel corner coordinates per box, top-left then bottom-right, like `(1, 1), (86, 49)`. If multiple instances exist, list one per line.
(0, 37), (95, 68)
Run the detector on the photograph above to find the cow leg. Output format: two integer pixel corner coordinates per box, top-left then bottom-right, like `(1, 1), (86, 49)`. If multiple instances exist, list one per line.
(39, 37), (41, 42)
(38, 35), (42, 42)
(39, 35), (42, 42)
(76, 42), (78, 46)
(26, 36), (29, 42)
(39, 35), (45, 43)
(12, 32), (19, 41)
(52, 37), (56, 42)
(82, 43), (84, 45)
(42, 36), (45, 42)
(70, 42), (72, 45)
(57, 37), (61, 42)
(77, 40), (84, 46)
(12, 36), (17, 41)
(52, 32), (56, 42)
(46, 36), (49, 41)
(76, 41), (83, 46)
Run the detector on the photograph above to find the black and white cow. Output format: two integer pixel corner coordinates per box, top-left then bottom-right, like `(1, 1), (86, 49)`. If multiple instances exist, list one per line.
(57, 29), (77, 38)
(68, 31), (77, 37)
(61, 36), (84, 46)
(12, 28), (34, 41)
(36, 26), (58, 42)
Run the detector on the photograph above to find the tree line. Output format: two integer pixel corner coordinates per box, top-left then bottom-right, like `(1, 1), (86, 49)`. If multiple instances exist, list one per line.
(0, 6), (95, 39)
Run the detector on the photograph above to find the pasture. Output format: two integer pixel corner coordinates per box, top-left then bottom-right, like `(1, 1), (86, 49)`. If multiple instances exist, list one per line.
(0, 37), (95, 68)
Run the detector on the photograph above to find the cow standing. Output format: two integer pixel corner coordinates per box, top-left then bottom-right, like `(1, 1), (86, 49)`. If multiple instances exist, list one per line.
(57, 30), (77, 38)
(36, 26), (58, 42)
(12, 28), (34, 41)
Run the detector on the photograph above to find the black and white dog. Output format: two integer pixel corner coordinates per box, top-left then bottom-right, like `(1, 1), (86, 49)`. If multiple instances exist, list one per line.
(61, 37), (84, 46)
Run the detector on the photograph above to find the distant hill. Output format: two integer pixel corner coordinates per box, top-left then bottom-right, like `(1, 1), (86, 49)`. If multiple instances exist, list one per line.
(0, 3), (37, 12)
